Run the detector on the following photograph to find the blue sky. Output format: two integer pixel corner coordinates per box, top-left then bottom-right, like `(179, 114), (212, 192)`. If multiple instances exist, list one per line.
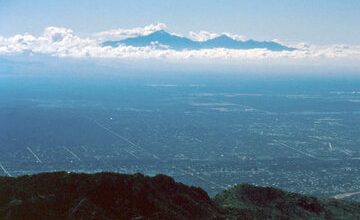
(1, 0), (360, 44)
(0, 0), (360, 73)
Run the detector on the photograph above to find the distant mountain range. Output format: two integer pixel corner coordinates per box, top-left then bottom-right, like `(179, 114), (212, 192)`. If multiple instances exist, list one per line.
(1, 172), (359, 219)
(102, 30), (295, 51)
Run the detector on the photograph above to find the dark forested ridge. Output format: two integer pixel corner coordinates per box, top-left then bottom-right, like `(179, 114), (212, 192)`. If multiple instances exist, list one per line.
(0, 172), (359, 220)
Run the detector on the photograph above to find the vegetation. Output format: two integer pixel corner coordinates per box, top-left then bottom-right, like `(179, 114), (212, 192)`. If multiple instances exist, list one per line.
(0, 172), (359, 219)
(215, 184), (360, 220)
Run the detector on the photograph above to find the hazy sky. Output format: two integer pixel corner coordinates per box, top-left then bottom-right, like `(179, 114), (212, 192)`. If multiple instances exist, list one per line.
(1, 0), (360, 44)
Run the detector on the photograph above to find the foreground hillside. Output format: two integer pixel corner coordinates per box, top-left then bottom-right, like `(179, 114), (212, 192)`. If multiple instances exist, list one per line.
(0, 172), (359, 220)
(215, 184), (360, 220)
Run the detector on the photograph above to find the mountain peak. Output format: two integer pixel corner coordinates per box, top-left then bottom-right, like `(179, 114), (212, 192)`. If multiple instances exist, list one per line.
(205, 34), (238, 43)
(149, 30), (171, 36)
(214, 34), (234, 40)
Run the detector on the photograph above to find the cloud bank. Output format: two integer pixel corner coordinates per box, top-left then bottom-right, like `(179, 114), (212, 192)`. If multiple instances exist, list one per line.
(94, 23), (168, 41)
(0, 23), (360, 69)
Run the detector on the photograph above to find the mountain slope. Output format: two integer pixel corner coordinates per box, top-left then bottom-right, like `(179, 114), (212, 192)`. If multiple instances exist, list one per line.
(103, 30), (198, 50)
(1, 172), (359, 220)
(102, 30), (295, 51)
(215, 184), (360, 220)
(0, 172), (222, 220)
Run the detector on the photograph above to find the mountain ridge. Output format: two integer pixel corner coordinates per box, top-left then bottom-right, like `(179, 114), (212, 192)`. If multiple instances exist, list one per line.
(102, 30), (295, 51)
(1, 172), (359, 220)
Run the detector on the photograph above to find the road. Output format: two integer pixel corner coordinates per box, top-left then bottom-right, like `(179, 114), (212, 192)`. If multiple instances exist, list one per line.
(334, 191), (360, 199)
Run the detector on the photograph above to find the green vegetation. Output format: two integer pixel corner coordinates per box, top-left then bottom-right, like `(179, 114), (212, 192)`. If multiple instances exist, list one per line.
(215, 184), (360, 220)
(0, 172), (359, 219)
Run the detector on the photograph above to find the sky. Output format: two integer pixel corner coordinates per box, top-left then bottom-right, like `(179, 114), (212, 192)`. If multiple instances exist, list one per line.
(0, 0), (360, 73)
(1, 0), (360, 44)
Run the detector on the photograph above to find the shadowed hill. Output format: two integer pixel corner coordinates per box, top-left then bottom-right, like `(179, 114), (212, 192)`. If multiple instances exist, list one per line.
(0, 172), (222, 220)
(1, 172), (360, 220)
(215, 184), (360, 220)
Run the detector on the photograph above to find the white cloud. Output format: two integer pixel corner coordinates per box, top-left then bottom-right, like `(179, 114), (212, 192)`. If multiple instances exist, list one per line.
(0, 24), (360, 69)
(44, 27), (74, 42)
(222, 33), (247, 41)
(189, 31), (219, 42)
(94, 23), (167, 41)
